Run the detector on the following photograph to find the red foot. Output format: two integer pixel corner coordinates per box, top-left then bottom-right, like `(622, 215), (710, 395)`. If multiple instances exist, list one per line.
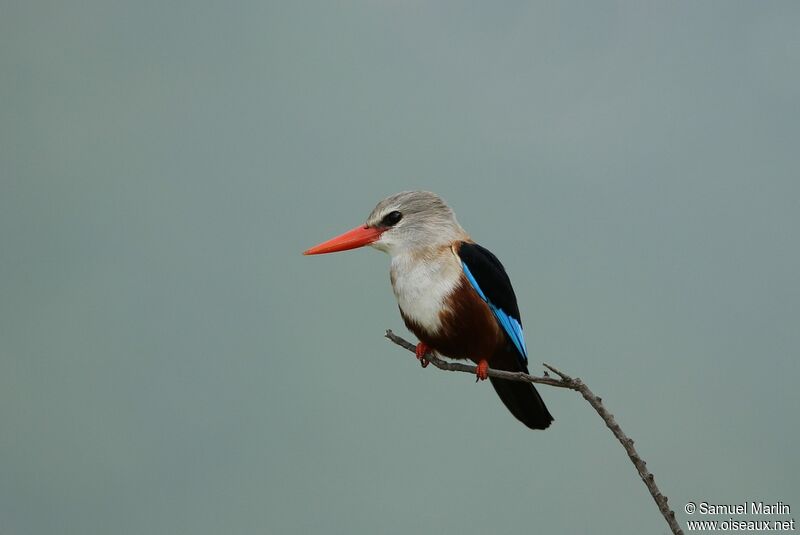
(476, 359), (489, 382)
(415, 342), (430, 368)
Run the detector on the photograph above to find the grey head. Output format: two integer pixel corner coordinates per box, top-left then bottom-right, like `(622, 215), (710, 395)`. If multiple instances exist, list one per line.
(365, 191), (469, 256)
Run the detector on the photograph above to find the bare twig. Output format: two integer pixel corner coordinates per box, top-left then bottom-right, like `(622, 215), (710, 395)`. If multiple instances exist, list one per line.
(385, 329), (683, 535)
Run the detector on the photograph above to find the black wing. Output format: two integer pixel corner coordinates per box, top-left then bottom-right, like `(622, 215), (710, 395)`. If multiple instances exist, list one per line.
(458, 242), (527, 363)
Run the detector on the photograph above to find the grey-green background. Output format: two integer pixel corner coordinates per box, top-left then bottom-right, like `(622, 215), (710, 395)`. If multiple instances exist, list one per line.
(3, 2), (798, 534)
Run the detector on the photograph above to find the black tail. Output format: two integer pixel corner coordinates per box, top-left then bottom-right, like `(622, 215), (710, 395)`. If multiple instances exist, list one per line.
(489, 377), (554, 430)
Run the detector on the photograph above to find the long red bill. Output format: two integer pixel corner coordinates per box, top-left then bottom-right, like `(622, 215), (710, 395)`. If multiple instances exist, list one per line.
(303, 225), (384, 255)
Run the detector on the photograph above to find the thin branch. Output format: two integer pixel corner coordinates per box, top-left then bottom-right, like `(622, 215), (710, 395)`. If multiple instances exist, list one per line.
(385, 329), (683, 535)
(385, 329), (569, 388)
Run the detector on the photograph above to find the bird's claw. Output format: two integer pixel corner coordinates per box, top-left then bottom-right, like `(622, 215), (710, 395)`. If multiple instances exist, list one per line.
(476, 359), (489, 382)
(415, 342), (430, 368)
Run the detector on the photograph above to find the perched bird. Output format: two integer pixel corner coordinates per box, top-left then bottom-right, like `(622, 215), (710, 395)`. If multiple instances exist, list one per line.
(304, 191), (553, 430)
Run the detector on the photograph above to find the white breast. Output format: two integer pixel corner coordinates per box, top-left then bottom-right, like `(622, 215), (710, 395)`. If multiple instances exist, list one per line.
(389, 251), (462, 334)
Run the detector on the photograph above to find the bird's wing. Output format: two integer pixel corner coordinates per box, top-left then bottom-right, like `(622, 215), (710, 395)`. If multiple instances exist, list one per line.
(457, 242), (528, 364)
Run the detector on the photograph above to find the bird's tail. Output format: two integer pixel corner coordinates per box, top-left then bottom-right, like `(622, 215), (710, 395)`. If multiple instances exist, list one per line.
(489, 377), (554, 430)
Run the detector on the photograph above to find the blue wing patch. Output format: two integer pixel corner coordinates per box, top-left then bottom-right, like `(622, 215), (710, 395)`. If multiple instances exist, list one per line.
(461, 260), (528, 362)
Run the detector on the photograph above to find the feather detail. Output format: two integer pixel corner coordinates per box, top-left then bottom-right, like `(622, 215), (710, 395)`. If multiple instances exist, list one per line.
(457, 242), (528, 364)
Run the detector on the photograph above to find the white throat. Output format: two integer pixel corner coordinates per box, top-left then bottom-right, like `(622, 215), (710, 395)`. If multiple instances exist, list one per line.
(389, 249), (462, 334)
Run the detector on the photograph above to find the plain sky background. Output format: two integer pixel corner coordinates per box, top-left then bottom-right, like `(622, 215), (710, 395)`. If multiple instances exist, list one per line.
(2, 2), (799, 534)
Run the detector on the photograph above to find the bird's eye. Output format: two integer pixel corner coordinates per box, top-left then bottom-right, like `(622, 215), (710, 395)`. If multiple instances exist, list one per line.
(381, 211), (403, 227)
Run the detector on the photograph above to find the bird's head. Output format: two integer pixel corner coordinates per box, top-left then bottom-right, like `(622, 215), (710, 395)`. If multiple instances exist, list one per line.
(303, 191), (467, 257)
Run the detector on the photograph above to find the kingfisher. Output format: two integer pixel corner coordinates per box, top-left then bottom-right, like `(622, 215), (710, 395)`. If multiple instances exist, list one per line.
(304, 191), (553, 430)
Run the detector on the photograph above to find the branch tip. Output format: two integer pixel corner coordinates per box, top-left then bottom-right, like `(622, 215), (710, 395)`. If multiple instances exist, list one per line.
(383, 329), (683, 535)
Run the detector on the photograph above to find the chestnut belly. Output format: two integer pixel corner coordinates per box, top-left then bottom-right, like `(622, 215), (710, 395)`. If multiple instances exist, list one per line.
(400, 278), (506, 363)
